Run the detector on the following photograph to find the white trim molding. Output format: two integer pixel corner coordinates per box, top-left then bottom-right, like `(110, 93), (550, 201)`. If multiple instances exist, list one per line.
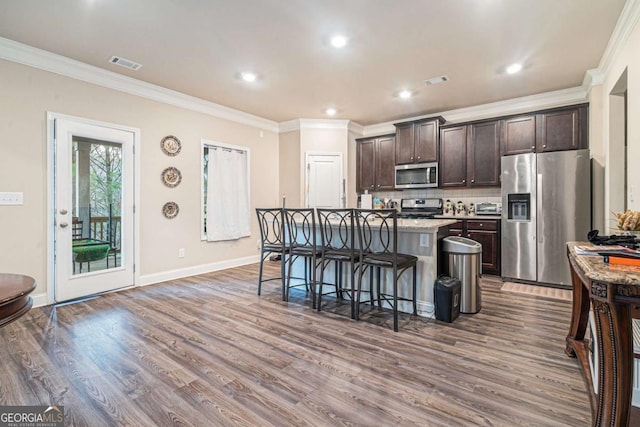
(0, 37), (279, 133)
(363, 85), (589, 136)
(596, 0), (640, 83)
(138, 255), (260, 287)
(279, 118), (364, 133)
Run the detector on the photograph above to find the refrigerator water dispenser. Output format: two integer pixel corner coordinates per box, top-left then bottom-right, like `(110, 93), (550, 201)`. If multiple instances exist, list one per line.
(507, 193), (531, 221)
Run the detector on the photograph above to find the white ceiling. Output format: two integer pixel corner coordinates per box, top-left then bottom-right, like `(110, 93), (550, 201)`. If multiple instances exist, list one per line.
(0, 0), (627, 125)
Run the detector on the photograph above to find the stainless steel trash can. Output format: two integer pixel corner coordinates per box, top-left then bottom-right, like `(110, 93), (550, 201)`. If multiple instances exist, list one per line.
(442, 236), (482, 314)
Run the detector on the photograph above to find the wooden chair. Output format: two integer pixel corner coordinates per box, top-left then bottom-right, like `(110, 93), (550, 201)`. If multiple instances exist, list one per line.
(72, 218), (84, 240)
(354, 209), (418, 332)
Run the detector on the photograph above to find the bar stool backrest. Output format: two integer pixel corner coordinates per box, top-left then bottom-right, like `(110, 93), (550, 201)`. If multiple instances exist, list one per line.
(355, 209), (398, 259)
(256, 208), (286, 250)
(284, 208), (317, 248)
(317, 209), (355, 252)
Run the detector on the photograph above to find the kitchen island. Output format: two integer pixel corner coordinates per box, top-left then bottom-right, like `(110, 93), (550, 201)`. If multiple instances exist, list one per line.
(291, 217), (457, 316)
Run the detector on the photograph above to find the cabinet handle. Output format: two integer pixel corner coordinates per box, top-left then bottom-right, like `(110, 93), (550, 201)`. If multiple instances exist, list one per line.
(410, 156), (414, 160)
(417, 156), (420, 160)
(531, 146), (535, 151)
(462, 179), (466, 184)
(543, 144), (547, 149)
(467, 234), (471, 238)
(458, 233), (462, 237)
(471, 179), (475, 183)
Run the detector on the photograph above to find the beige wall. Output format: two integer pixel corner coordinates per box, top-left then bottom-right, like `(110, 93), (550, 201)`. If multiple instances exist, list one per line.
(592, 14), (640, 232)
(0, 59), (279, 295)
(278, 130), (301, 208)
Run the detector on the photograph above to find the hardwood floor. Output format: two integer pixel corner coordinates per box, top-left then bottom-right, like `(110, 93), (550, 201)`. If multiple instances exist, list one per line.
(0, 262), (591, 426)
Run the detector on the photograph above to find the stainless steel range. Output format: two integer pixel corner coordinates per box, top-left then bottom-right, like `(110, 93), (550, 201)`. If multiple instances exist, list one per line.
(397, 198), (443, 219)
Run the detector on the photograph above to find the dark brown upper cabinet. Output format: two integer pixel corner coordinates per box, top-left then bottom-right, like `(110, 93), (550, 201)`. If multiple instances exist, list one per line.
(439, 125), (468, 187)
(356, 135), (396, 192)
(440, 120), (500, 188)
(394, 117), (445, 165)
(467, 120), (500, 187)
(536, 105), (588, 152)
(500, 115), (536, 156)
(501, 104), (588, 156)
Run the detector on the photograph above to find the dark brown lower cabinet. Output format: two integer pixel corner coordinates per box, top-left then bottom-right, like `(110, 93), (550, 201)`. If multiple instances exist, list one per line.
(446, 219), (501, 275)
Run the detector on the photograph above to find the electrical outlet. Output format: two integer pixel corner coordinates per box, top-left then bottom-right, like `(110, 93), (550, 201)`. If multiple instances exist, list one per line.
(178, 248), (185, 258)
(0, 192), (23, 205)
(419, 234), (430, 247)
(257, 239), (261, 249)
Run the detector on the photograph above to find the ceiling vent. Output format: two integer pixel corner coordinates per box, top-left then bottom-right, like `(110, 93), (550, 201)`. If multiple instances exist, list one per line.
(108, 56), (143, 71)
(425, 75), (449, 86)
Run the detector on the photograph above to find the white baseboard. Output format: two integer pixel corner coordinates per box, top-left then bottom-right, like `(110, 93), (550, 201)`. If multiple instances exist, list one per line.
(138, 255), (260, 287)
(31, 293), (50, 308)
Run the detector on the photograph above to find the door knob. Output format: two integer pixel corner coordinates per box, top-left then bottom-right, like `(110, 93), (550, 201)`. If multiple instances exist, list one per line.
(60, 222), (69, 228)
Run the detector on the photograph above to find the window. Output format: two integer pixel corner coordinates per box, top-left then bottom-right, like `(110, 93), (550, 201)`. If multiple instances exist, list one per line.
(201, 140), (251, 241)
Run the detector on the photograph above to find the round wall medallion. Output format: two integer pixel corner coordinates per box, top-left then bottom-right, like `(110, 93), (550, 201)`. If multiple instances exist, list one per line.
(161, 135), (181, 156)
(162, 202), (179, 219)
(161, 167), (182, 187)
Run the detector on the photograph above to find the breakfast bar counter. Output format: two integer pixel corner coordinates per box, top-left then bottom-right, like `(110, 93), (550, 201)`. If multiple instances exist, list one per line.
(302, 217), (457, 316)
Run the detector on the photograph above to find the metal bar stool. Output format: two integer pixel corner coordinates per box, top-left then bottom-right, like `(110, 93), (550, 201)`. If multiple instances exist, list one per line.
(255, 208), (288, 298)
(283, 208), (322, 309)
(354, 209), (418, 332)
(316, 208), (360, 318)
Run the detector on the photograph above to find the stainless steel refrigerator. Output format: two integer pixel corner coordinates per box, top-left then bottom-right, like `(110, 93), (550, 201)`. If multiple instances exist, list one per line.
(501, 149), (591, 287)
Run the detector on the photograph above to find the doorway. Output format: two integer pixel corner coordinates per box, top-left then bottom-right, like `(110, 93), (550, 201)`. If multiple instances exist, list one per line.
(305, 152), (344, 208)
(49, 114), (137, 302)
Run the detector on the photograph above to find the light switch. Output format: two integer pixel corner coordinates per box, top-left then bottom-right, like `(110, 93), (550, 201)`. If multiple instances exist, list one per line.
(419, 233), (430, 247)
(0, 192), (23, 205)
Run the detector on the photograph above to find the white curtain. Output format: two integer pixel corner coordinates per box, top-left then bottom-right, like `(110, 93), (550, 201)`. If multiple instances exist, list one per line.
(206, 147), (250, 241)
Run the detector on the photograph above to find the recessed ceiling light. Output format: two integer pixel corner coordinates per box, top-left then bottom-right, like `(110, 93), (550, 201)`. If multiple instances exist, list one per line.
(399, 90), (412, 99)
(506, 63), (523, 74)
(241, 72), (257, 82)
(425, 75), (449, 85)
(330, 35), (348, 48)
(325, 108), (337, 116)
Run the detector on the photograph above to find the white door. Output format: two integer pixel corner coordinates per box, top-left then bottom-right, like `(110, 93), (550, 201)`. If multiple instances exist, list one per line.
(53, 116), (135, 302)
(306, 153), (343, 208)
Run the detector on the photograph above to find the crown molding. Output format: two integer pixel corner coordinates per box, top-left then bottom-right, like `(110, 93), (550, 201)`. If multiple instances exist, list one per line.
(595, 0), (640, 81)
(347, 121), (364, 136)
(278, 118), (362, 133)
(0, 37), (279, 133)
(278, 119), (300, 133)
(362, 85), (588, 136)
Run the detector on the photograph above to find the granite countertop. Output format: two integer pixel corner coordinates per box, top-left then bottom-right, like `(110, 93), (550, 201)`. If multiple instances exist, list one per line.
(434, 214), (502, 220)
(397, 218), (457, 230)
(567, 241), (640, 286)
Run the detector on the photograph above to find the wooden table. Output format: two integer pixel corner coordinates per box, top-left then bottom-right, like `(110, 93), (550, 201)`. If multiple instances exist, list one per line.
(566, 242), (640, 426)
(0, 273), (36, 328)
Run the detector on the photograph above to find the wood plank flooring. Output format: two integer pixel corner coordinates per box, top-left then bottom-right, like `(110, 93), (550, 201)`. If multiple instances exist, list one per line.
(0, 262), (592, 426)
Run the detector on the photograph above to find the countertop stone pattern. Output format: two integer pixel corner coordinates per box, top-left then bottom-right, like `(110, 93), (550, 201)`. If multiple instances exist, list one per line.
(434, 215), (502, 220)
(567, 242), (640, 286)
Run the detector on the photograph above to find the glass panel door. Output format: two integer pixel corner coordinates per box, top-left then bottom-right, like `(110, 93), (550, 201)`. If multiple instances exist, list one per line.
(54, 117), (135, 302)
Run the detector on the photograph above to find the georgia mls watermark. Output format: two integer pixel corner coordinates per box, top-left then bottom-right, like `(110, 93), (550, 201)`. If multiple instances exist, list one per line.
(0, 406), (64, 427)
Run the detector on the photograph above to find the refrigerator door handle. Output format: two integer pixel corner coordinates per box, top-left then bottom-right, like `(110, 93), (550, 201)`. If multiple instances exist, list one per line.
(537, 173), (543, 244)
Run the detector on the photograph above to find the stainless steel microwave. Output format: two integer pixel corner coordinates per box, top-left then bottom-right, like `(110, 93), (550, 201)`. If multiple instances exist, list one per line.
(395, 162), (438, 189)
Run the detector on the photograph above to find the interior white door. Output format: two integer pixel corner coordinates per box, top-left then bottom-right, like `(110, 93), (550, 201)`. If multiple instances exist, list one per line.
(54, 117), (135, 302)
(306, 153), (343, 208)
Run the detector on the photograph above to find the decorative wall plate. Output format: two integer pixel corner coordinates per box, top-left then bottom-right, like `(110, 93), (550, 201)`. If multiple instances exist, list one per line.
(161, 167), (182, 187)
(162, 202), (179, 219)
(161, 135), (181, 156)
